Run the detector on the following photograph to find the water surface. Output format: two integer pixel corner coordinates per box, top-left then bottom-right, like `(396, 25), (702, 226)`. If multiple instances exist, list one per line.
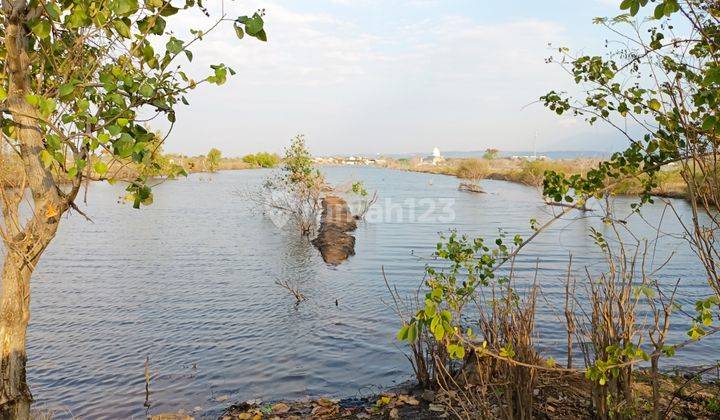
(17, 167), (713, 418)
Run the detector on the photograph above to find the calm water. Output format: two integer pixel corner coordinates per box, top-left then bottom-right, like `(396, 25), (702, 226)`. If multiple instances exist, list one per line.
(13, 167), (713, 418)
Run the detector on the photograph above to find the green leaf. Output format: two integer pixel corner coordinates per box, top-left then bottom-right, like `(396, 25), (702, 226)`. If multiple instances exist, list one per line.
(160, 5), (179, 16)
(0, 87), (6, 102)
(166, 37), (184, 54)
(396, 326), (408, 341)
(138, 84), (154, 98)
(112, 18), (132, 38)
(31, 20), (51, 39)
(46, 3), (61, 21)
(58, 83), (75, 98)
(234, 23), (244, 39)
(245, 15), (264, 36)
(407, 323), (418, 342)
(24, 94), (40, 106)
(114, 0), (139, 16)
(648, 99), (661, 111)
(93, 161), (108, 176)
(254, 29), (268, 42)
(702, 115), (716, 131)
(654, 3), (665, 19)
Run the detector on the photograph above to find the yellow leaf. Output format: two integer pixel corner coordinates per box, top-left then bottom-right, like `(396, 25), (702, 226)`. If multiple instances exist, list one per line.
(45, 203), (58, 218)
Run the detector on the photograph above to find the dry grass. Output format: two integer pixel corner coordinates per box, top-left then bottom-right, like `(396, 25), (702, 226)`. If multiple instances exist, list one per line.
(381, 157), (689, 198)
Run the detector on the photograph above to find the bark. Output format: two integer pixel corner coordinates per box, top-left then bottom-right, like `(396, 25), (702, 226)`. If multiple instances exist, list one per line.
(0, 253), (32, 419)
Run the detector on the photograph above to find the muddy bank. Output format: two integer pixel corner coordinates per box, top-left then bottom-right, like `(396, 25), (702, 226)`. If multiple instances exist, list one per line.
(312, 196), (357, 265)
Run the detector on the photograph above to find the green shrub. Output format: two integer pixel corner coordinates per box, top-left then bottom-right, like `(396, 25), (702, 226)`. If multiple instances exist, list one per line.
(242, 152), (280, 168)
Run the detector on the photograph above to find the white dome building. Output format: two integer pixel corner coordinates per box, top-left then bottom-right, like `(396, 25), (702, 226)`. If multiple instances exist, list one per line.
(427, 147), (444, 165)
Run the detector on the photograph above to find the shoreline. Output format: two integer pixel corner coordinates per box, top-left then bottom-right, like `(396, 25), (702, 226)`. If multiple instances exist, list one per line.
(205, 365), (719, 419)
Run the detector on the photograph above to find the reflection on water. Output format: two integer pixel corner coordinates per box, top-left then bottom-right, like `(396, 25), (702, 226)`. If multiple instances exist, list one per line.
(15, 167), (712, 418)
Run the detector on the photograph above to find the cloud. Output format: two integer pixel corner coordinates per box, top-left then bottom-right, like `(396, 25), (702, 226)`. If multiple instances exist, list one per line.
(158, 2), (582, 155)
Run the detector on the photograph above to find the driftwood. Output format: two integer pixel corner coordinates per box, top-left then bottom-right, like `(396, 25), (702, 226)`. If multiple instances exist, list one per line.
(458, 182), (484, 193)
(312, 196), (357, 265)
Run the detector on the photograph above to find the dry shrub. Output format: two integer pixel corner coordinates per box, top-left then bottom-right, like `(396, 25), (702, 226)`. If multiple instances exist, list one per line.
(455, 159), (489, 183)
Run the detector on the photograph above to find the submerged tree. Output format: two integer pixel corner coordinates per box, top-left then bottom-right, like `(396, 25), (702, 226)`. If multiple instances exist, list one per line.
(0, 1), (266, 416)
(247, 135), (325, 236)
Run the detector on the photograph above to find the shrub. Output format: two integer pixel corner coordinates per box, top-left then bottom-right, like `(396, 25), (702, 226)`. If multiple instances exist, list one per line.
(242, 152), (280, 168)
(455, 159), (489, 183)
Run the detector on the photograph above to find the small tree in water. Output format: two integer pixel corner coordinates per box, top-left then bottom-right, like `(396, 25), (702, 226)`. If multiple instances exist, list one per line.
(252, 135), (325, 236)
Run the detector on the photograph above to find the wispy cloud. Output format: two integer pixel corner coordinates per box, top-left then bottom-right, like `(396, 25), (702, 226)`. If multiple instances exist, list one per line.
(159, 1), (604, 155)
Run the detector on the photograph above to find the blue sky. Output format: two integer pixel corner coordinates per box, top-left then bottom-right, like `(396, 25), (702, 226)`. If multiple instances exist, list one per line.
(159, 0), (629, 156)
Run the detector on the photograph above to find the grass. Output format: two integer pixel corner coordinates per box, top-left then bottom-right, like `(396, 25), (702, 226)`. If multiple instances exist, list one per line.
(381, 157), (688, 199)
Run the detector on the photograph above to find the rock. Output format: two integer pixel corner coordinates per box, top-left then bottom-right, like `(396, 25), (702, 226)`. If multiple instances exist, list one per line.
(389, 407), (400, 419)
(428, 403), (445, 412)
(312, 196), (358, 265)
(420, 389), (436, 403)
(271, 402), (290, 414)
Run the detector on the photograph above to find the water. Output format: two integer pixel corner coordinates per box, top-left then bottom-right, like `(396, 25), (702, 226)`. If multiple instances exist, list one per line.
(15, 166), (714, 418)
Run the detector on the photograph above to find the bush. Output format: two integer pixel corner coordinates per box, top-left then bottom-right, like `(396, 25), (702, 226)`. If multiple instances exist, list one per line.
(243, 152), (280, 168)
(456, 159), (489, 182)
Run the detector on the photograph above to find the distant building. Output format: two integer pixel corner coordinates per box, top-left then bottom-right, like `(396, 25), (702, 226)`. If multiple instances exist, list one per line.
(510, 155), (548, 162)
(423, 147), (445, 165)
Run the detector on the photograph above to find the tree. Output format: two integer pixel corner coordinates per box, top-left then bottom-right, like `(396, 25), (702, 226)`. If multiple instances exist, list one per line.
(242, 151), (280, 168)
(207, 147), (222, 172)
(0, 1), (266, 416)
(482, 148), (499, 160)
(249, 135), (325, 236)
(540, 1), (720, 414)
(541, 0), (720, 300)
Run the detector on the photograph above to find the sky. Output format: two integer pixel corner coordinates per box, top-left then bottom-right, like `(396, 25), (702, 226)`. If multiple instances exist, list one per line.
(156, 0), (630, 157)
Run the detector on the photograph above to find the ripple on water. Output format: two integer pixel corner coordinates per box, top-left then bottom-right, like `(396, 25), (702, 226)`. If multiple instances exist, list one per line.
(6, 167), (712, 418)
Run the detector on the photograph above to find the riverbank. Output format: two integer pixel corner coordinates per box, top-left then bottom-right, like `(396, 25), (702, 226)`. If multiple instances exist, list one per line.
(213, 367), (720, 420)
(375, 157), (688, 200)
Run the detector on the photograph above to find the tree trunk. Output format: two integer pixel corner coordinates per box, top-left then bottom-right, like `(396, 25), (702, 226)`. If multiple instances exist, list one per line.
(0, 252), (32, 419)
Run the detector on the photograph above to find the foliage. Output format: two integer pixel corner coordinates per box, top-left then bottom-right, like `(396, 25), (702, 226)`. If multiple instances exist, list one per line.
(351, 181), (368, 197)
(482, 148), (500, 160)
(282, 134), (322, 188)
(242, 152), (280, 168)
(541, 0), (720, 338)
(0, 1), (266, 209)
(455, 159), (488, 183)
(396, 230), (523, 363)
(0, 0), (267, 410)
(207, 148), (222, 172)
(252, 135), (324, 236)
(131, 131), (187, 180)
